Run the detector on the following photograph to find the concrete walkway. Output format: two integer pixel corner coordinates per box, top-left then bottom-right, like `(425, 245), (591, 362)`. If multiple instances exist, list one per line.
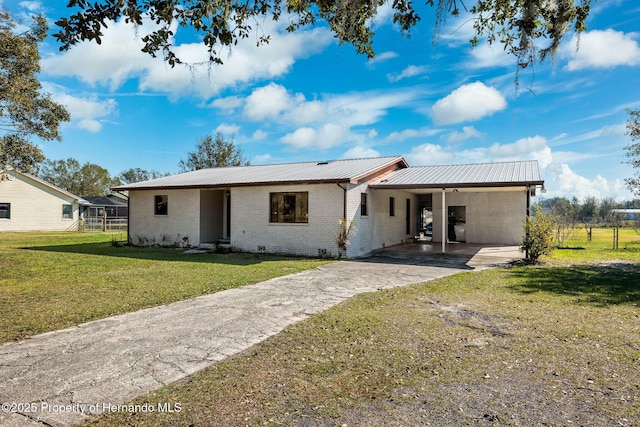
(0, 249), (519, 426)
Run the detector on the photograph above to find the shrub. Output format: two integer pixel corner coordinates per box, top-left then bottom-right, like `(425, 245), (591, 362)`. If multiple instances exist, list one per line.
(521, 212), (556, 263)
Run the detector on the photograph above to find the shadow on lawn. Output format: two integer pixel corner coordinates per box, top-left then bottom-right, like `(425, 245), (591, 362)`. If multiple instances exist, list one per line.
(23, 241), (293, 265)
(507, 263), (640, 306)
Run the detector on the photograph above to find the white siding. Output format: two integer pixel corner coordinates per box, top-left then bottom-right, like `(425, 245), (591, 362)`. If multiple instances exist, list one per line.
(128, 189), (201, 246)
(432, 190), (526, 245)
(0, 173), (80, 232)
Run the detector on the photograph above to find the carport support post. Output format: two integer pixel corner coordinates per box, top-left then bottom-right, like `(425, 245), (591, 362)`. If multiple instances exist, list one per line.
(441, 188), (446, 254)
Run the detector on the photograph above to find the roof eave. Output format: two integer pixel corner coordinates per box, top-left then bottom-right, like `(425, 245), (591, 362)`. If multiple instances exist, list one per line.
(112, 178), (354, 192)
(369, 180), (544, 190)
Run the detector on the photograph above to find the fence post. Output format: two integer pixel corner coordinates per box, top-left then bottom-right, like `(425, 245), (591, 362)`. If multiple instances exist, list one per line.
(613, 227), (619, 250)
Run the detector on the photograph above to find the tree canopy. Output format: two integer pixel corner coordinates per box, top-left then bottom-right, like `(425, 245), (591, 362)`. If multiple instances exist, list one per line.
(39, 158), (121, 197)
(0, 9), (69, 172)
(118, 167), (167, 184)
(625, 109), (640, 197)
(54, 0), (592, 70)
(179, 132), (250, 172)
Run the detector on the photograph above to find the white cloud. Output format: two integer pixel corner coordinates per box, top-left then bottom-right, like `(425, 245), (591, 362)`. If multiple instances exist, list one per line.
(43, 16), (333, 98)
(209, 96), (244, 112)
(565, 29), (640, 70)
(243, 83), (296, 121)
(384, 128), (441, 143)
(215, 123), (240, 135)
(466, 43), (512, 69)
(405, 135), (633, 200)
(406, 143), (455, 165)
(341, 146), (381, 159)
(18, 1), (42, 12)
(432, 82), (507, 125)
(387, 65), (428, 82)
(280, 123), (349, 150)
(407, 135), (552, 167)
(446, 126), (482, 143)
(53, 93), (118, 133)
(239, 84), (422, 151)
(542, 163), (627, 200)
(366, 51), (399, 68)
(253, 154), (273, 163)
(252, 130), (268, 140)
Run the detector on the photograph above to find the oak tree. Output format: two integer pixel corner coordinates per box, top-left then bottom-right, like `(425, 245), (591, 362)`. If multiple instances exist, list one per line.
(0, 9), (70, 173)
(55, 0), (591, 70)
(179, 132), (249, 172)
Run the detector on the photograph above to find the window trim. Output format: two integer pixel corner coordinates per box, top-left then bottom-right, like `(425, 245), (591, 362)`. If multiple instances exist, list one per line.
(360, 193), (368, 216)
(154, 195), (168, 216)
(269, 192), (309, 224)
(62, 204), (73, 220)
(0, 202), (10, 220)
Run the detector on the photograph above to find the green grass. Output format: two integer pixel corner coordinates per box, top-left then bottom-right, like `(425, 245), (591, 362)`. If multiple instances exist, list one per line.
(0, 232), (330, 343)
(82, 230), (640, 426)
(84, 266), (640, 426)
(551, 226), (640, 263)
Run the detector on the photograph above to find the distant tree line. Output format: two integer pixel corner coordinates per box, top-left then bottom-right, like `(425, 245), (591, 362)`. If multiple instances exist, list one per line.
(533, 196), (639, 245)
(36, 158), (167, 197)
(10, 132), (245, 197)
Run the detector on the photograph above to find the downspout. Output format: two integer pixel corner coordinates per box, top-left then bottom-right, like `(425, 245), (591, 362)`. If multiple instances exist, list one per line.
(336, 182), (347, 220)
(441, 188), (446, 254)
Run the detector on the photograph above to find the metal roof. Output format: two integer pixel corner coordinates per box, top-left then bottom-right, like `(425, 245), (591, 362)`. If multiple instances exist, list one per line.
(370, 160), (543, 188)
(114, 156), (407, 190)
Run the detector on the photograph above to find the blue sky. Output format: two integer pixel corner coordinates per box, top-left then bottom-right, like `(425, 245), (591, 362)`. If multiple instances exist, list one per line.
(5, 0), (640, 201)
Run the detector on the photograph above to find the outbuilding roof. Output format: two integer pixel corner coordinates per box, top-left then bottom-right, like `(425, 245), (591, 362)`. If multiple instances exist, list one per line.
(369, 160), (543, 189)
(113, 156), (408, 190)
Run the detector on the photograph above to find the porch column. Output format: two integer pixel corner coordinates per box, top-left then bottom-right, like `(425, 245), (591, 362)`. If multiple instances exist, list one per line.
(441, 188), (446, 254)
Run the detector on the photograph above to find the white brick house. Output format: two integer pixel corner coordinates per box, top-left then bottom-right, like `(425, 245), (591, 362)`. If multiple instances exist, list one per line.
(0, 169), (88, 232)
(114, 156), (544, 258)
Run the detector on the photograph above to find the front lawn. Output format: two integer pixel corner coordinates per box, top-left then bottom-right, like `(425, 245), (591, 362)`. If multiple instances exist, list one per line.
(83, 232), (640, 426)
(0, 232), (330, 343)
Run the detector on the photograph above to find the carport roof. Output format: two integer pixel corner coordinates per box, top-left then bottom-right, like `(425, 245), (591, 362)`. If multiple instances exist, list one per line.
(369, 160), (543, 189)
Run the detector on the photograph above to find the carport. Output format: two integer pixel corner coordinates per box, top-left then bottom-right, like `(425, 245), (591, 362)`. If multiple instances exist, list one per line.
(369, 161), (545, 254)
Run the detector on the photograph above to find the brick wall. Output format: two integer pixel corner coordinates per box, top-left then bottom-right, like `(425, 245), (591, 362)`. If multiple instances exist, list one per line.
(128, 189), (201, 246)
(231, 184), (343, 258)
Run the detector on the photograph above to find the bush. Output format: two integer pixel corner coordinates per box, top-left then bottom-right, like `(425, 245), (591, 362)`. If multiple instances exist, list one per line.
(521, 212), (556, 263)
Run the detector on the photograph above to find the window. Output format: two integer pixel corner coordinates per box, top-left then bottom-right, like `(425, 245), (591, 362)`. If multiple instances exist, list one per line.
(155, 195), (168, 215)
(62, 204), (73, 219)
(270, 192), (308, 223)
(0, 203), (10, 219)
(360, 193), (368, 216)
(389, 197), (395, 216)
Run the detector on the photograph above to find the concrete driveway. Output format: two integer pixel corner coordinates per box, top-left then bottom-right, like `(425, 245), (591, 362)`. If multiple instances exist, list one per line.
(0, 248), (518, 426)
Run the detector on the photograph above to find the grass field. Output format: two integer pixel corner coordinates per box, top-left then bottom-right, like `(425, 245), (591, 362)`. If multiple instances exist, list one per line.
(80, 229), (640, 426)
(0, 232), (330, 343)
(2, 230), (638, 426)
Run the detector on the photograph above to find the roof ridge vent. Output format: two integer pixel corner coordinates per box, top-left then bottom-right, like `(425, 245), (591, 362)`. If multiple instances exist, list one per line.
(317, 161), (330, 165)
